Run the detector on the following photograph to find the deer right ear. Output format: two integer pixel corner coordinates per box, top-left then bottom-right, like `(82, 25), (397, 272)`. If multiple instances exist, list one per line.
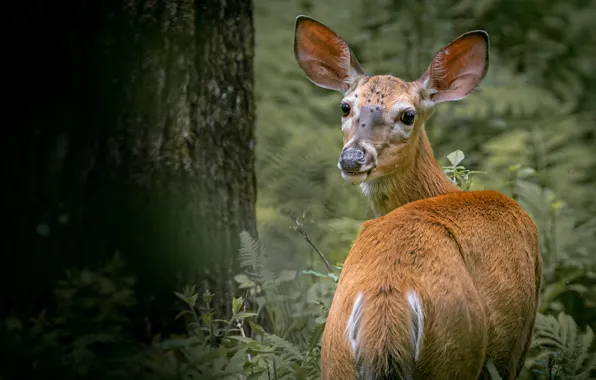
(294, 16), (365, 93)
(417, 30), (489, 104)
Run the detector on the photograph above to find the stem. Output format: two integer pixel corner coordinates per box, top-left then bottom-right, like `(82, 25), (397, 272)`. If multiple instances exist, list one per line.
(237, 305), (253, 361)
(289, 215), (333, 273)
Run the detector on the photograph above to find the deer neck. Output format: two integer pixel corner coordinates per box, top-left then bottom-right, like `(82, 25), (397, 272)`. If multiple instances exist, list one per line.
(360, 127), (461, 216)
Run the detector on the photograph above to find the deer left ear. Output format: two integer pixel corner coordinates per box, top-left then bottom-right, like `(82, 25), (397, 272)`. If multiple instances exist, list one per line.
(417, 30), (489, 104)
(294, 15), (366, 93)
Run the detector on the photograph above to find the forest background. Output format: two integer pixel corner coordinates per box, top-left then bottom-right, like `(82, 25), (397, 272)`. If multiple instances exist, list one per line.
(1, 0), (595, 379)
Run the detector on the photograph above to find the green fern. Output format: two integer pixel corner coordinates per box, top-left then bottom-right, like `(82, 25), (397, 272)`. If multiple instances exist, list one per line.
(239, 231), (261, 271)
(237, 230), (277, 292)
(526, 312), (596, 379)
(512, 178), (595, 274)
(481, 117), (595, 217)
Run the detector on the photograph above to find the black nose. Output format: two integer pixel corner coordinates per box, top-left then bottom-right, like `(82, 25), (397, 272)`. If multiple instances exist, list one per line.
(339, 147), (365, 172)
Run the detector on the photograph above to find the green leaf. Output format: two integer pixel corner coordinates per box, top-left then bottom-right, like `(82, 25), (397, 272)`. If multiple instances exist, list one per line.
(246, 370), (268, 380)
(213, 318), (232, 324)
(189, 293), (198, 307)
(302, 269), (337, 282)
(201, 313), (213, 326)
(234, 274), (250, 283)
(232, 297), (244, 314)
(73, 333), (115, 348)
(227, 335), (255, 344)
(212, 354), (227, 373)
(97, 277), (117, 295)
(485, 359), (502, 380)
(36, 223), (50, 237)
(53, 288), (76, 300)
(156, 337), (200, 350)
(174, 291), (187, 303)
(202, 291), (213, 306)
(302, 270), (327, 278)
(276, 269), (297, 283)
(315, 315), (327, 324)
(518, 167), (535, 178)
(447, 150), (465, 166)
(248, 320), (266, 336)
(228, 347), (249, 373)
(175, 309), (193, 320)
(80, 270), (94, 285)
(235, 274), (257, 289)
(234, 312), (259, 319)
(4, 317), (22, 332)
(255, 296), (267, 309)
(307, 322), (325, 356)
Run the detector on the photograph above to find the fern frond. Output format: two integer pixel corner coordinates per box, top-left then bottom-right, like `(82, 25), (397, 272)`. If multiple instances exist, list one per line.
(265, 333), (304, 362)
(527, 312), (595, 378)
(239, 230), (260, 271)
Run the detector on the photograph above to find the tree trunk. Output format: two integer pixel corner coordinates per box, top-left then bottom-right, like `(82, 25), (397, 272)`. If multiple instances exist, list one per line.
(3, 0), (256, 333)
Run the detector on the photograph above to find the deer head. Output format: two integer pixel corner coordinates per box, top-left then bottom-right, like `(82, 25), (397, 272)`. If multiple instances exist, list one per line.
(293, 16), (489, 215)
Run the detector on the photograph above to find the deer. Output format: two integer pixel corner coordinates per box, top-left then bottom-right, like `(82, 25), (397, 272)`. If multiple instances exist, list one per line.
(293, 16), (542, 380)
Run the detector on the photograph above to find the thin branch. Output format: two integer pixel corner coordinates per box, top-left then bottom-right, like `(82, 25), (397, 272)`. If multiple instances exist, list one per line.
(239, 297), (253, 361)
(289, 214), (333, 273)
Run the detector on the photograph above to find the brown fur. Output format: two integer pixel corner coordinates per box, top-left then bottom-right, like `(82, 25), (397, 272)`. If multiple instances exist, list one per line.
(293, 16), (543, 380)
(322, 190), (542, 380)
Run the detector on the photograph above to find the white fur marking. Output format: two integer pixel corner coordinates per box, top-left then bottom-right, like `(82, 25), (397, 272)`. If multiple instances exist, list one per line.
(346, 292), (364, 357)
(359, 175), (397, 216)
(421, 98), (435, 111)
(407, 291), (423, 361)
(389, 101), (414, 116)
(341, 117), (352, 131)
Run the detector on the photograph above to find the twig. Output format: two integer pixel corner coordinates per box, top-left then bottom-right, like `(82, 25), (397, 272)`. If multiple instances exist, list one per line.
(238, 297), (253, 361)
(289, 214), (333, 273)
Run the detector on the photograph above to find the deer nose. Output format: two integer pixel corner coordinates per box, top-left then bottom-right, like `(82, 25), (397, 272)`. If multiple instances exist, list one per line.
(339, 147), (366, 172)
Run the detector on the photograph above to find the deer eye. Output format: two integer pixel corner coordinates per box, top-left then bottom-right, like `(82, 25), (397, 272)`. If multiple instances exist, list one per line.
(341, 103), (351, 117)
(400, 110), (416, 125)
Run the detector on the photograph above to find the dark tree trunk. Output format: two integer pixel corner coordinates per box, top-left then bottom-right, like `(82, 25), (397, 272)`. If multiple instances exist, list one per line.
(2, 0), (256, 336)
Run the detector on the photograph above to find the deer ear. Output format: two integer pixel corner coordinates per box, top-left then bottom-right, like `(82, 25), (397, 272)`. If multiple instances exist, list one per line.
(294, 16), (366, 93)
(418, 31), (489, 104)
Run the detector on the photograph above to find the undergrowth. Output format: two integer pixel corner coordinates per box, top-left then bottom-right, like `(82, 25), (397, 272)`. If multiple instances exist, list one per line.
(3, 151), (594, 380)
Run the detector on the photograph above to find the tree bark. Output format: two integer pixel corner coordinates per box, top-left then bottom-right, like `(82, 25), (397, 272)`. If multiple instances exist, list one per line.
(3, 0), (256, 332)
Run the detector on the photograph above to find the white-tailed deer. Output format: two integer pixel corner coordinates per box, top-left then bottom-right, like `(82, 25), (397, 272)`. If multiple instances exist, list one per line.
(293, 16), (542, 380)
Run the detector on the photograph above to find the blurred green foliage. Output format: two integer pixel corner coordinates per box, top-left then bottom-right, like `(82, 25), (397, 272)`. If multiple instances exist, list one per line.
(253, 0), (596, 317)
(250, 0), (596, 377)
(253, 0), (596, 271)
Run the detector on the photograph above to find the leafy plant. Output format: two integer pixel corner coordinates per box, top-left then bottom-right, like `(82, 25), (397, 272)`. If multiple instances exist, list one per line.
(526, 312), (596, 379)
(26, 254), (144, 379)
(442, 149), (485, 190)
